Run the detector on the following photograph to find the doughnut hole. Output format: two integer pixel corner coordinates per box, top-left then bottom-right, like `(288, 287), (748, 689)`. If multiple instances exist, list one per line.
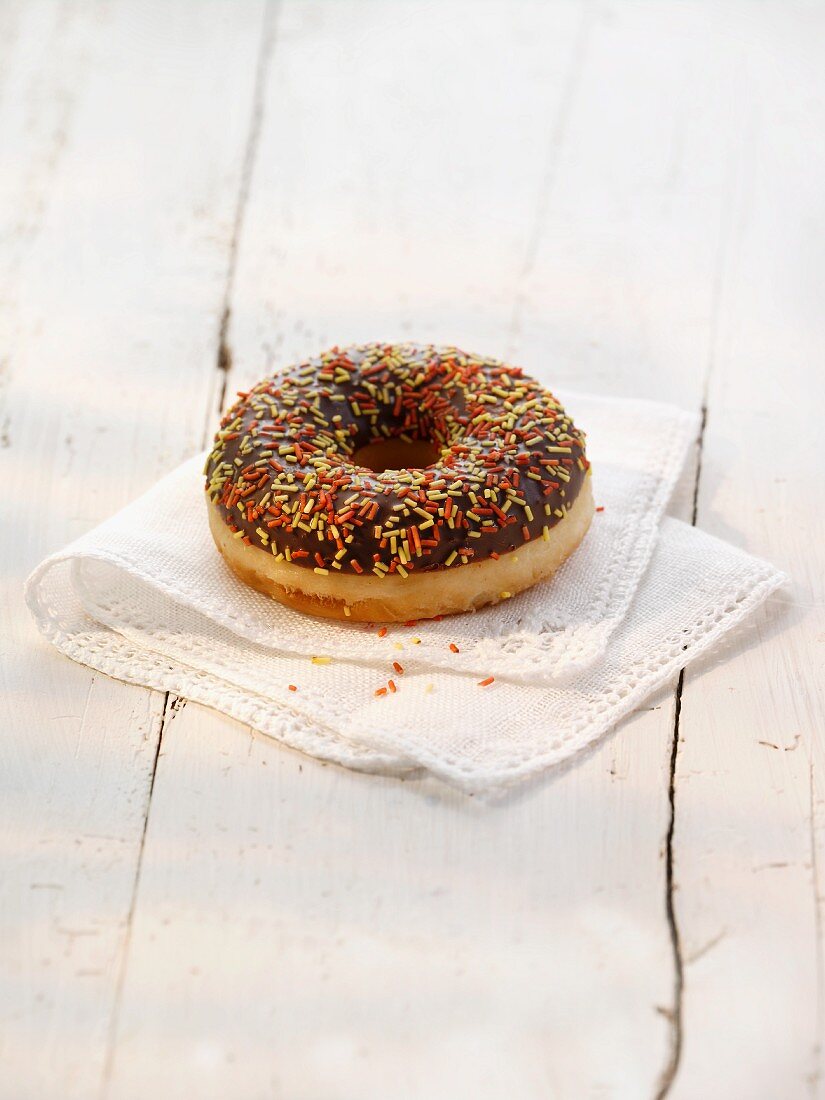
(350, 438), (442, 474)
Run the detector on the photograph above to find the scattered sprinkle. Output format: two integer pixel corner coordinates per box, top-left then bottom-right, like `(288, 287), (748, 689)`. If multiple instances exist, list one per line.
(377, 626), (388, 638)
(311, 656), (331, 665)
(388, 679), (397, 693)
(288, 684), (297, 692)
(449, 642), (460, 654)
(478, 676), (495, 687)
(392, 661), (404, 674)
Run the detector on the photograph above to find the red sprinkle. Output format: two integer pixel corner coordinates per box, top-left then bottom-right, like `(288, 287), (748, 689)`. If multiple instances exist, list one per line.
(288, 684), (297, 692)
(478, 676), (495, 687)
(377, 626), (388, 638)
(388, 679), (397, 693)
(392, 661), (404, 675)
(375, 687), (387, 697)
(449, 643), (460, 654)
(596, 506), (605, 512)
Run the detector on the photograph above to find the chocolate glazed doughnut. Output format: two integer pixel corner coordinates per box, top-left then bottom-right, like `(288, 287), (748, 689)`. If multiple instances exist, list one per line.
(205, 343), (593, 622)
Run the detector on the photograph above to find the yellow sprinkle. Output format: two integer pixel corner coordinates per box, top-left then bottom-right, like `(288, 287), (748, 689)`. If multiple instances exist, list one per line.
(344, 606), (351, 617)
(425, 683), (434, 694)
(412, 637), (421, 645)
(311, 656), (331, 665)
(500, 591), (512, 599)
(314, 567), (329, 575)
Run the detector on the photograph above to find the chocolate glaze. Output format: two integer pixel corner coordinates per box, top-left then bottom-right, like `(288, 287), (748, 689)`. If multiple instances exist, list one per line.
(205, 343), (589, 578)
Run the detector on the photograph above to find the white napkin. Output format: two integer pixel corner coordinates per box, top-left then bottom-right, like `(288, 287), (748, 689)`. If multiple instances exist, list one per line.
(25, 394), (785, 792)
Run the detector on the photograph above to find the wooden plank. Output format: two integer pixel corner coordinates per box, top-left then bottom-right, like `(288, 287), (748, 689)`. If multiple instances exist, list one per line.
(671, 6), (825, 1097)
(105, 3), (753, 1095)
(510, 0), (745, 406)
(106, 705), (678, 1100)
(0, 3), (265, 1096)
(219, 0), (593, 380)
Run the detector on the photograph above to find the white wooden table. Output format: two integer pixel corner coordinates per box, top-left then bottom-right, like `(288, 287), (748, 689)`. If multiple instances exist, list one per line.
(2, 2), (823, 1097)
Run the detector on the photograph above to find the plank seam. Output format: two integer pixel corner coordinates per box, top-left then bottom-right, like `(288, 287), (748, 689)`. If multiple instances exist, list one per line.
(98, 692), (174, 1098)
(655, 110), (751, 1095)
(506, 1), (593, 360)
(655, 401), (706, 1100)
(211, 0), (279, 425)
(655, 671), (687, 1099)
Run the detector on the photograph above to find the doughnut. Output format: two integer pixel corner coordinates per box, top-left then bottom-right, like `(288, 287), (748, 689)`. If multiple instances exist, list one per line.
(205, 343), (593, 622)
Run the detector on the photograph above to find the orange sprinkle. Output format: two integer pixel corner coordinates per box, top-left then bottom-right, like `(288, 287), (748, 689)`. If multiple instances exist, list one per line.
(377, 626), (388, 638)
(478, 676), (495, 687)
(388, 679), (397, 693)
(596, 506), (605, 513)
(449, 643), (460, 654)
(392, 661), (404, 675)
(288, 684), (297, 692)
(375, 687), (387, 697)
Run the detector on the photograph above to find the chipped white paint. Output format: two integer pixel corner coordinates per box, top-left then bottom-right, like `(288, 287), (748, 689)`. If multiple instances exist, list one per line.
(0, 2), (822, 1098)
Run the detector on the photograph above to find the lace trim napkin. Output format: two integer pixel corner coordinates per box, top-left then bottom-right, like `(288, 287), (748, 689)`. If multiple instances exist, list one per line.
(25, 393), (785, 791)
